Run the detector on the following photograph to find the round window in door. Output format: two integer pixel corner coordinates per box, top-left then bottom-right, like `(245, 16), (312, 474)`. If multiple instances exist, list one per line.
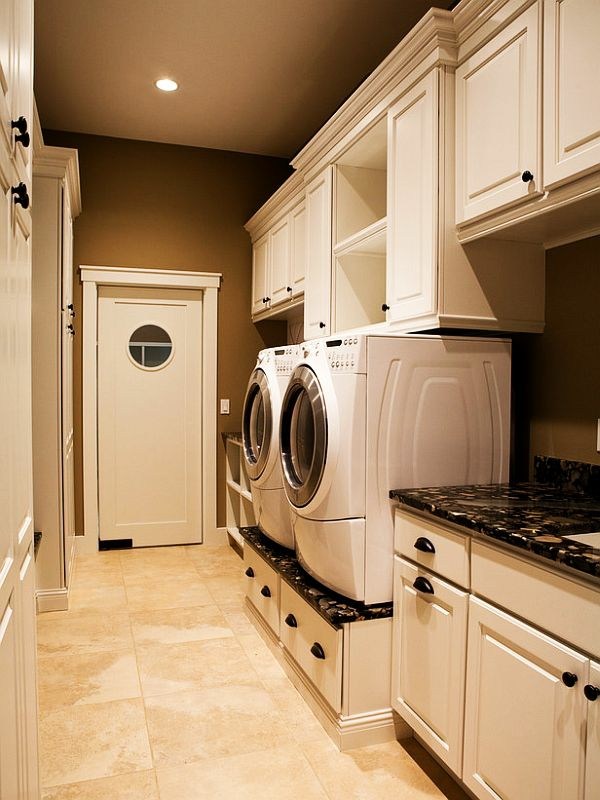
(242, 369), (272, 480)
(280, 365), (327, 508)
(128, 325), (173, 369)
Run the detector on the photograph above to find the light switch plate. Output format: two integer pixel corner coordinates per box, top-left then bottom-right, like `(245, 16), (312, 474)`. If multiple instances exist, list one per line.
(220, 398), (230, 415)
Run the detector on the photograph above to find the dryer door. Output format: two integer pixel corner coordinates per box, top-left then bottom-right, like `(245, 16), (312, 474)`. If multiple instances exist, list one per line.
(280, 365), (327, 508)
(242, 368), (272, 480)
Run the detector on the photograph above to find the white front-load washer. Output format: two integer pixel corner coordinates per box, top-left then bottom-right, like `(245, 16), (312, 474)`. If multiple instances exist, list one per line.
(242, 345), (299, 549)
(279, 333), (511, 604)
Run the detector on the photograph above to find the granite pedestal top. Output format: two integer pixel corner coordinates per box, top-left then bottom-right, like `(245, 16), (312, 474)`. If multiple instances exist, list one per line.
(239, 527), (392, 628)
(390, 482), (600, 584)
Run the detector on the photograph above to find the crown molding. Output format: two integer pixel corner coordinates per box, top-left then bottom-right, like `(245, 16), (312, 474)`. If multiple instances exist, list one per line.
(244, 169), (304, 239)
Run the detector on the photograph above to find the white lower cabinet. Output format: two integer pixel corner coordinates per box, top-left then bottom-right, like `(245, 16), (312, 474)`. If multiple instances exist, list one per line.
(464, 596), (587, 800)
(585, 660), (600, 800)
(392, 556), (468, 775)
(243, 546), (280, 638)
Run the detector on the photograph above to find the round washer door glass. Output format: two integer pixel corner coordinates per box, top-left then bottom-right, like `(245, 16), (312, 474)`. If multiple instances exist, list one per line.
(242, 369), (272, 480)
(128, 324), (172, 368)
(280, 365), (327, 508)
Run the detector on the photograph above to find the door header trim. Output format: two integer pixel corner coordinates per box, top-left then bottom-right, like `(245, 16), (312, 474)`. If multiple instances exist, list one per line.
(80, 265), (221, 290)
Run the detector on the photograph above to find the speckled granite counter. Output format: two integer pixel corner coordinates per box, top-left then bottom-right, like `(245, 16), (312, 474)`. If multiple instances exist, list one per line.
(222, 431), (242, 444)
(240, 527), (392, 627)
(390, 471), (600, 584)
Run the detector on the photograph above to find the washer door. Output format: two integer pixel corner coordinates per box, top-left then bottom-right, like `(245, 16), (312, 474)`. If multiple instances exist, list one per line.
(242, 368), (272, 480)
(280, 365), (327, 508)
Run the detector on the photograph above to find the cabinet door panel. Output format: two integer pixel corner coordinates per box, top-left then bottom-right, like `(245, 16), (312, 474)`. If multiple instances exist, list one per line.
(269, 216), (290, 307)
(304, 168), (332, 339)
(543, 0), (600, 188)
(387, 70), (438, 325)
(0, 595), (20, 800)
(392, 556), (467, 775)
(290, 201), (306, 298)
(585, 660), (600, 800)
(464, 597), (586, 800)
(251, 233), (269, 316)
(455, 3), (541, 223)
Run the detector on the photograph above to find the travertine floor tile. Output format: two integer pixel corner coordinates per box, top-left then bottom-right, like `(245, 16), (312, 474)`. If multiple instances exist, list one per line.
(237, 631), (286, 679)
(186, 544), (243, 577)
(37, 611), (134, 656)
(136, 637), (258, 697)
(67, 584), (129, 612)
(121, 560), (200, 585)
(41, 770), (158, 799)
(156, 744), (328, 800)
(38, 650), (141, 710)
(144, 683), (292, 766)
(129, 604), (233, 646)
(261, 677), (331, 744)
(221, 607), (256, 636)
(124, 576), (213, 611)
(203, 575), (246, 606)
(301, 738), (467, 800)
(39, 699), (152, 787)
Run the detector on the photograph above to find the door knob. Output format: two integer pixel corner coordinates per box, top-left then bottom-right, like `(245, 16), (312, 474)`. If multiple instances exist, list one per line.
(286, 286), (292, 292)
(584, 684), (600, 701)
(561, 672), (578, 688)
(319, 322), (326, 329)
(11, 183), (30, 209)
(521, 170), (534, 183)
(11, 116), (30, 148)
(382, 303), (390, 311)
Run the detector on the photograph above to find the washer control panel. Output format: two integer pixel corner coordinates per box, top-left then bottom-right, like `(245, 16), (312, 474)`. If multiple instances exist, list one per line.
(257, 345), (299, 376)
(324, 335), (366, 373)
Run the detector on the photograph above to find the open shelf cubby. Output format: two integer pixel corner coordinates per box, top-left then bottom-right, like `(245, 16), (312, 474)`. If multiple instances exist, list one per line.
(225, 436), (255, 548)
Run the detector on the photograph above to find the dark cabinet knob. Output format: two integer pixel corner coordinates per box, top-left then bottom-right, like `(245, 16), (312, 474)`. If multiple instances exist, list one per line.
(11, 183), (30, 209)
(413, 576), (434, 594)
(521, 170), (534, 183)
(319, 322), (326, 329)
(265, 296), (270, 302)
(381, 303), (390, 312)
(286, 286), (292, 292)
(67, 303), (75, 318)
(11, 116), (30, 147)
(260, 585), (271, 598)
(262, 297), (266, 303)
(284, 613), (297, 628)
(414, 537), (435, 554)
(561, 672), (578, 688)
(67, 324), (75, 336)
(584, 684), (600, 701)
(244, 567), (254, 578)
(310, 642), (325, 660)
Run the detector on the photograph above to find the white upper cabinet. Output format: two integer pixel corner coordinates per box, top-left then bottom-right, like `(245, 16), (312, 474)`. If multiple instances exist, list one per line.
(455, 1), (541, 225)
(543, 0), (600, 189)
(304, 167), (333, 339)
(387, 70), (438, 325)
(251, 232), (269, 316)
(246, 173), (305, 321)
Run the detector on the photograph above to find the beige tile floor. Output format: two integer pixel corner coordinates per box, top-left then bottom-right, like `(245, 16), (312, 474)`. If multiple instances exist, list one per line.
(37, 543), (469, 799)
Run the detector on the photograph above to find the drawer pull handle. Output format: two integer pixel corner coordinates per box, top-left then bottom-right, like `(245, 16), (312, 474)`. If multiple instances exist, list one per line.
(584, 684), (600, 701)
(245, 567), (254, 578)
(561, 672), (578, 688)
(413, 576), (434, 595)
(284, 613), (297, 628)
(260, 585), (271, 598)
(310, 642), (325, 660)
(414, 537), (435, 554)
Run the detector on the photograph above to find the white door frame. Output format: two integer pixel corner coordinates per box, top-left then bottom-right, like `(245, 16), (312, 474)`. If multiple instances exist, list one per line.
(79, 265), (221, 553)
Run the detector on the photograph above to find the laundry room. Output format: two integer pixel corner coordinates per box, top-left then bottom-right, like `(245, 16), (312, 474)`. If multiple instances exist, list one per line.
(2, 0), (600, 799)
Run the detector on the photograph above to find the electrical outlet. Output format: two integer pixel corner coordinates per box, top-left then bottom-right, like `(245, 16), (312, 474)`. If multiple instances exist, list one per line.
(220, 398), (230, 415)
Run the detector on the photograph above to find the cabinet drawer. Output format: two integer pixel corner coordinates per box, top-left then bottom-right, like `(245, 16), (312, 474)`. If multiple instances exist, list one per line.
(279, 581), (343, 712)
(243, 548), (280, 637)
(472, 540), (600, 657)
(395, 509), (470, 588)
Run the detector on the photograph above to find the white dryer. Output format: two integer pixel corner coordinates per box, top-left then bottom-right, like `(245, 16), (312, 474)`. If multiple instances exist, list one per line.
(279, 334), (511, 604)
(242, 345), (299, 549)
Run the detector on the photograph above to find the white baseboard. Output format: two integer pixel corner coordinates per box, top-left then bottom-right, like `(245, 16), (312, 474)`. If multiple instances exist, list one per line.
(36, 588), (69, 613)
(204, 526), (228, 546)
(245, 599), (402, 751)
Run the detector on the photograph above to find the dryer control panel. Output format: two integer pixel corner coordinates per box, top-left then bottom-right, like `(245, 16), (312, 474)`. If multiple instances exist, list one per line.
(323, 335), (367, 374)
(257, 345), (299, 376)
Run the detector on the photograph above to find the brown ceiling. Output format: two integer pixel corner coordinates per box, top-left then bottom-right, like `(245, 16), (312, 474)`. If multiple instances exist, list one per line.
(34, 0), (448, 159)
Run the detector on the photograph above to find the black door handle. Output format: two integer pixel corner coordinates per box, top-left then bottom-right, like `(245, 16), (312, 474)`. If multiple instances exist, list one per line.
(414, 537), (435, 554)
(284, 613), (297, 628)
(584, 684), (600, 701)
(310, 642), (325, 659)
(260, 585), (271, 598)
(244, 567), (254, 578)
(561, 672), (578, 688)
(413, 576), (434, 594)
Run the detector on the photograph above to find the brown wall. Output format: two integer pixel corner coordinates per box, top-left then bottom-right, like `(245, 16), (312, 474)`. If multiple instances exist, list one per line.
(43, 130), (290, 533)
(514, 235), (600, 476)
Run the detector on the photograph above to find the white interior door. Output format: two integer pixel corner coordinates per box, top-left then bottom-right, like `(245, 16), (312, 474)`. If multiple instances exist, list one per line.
(98, 286), (203, 547)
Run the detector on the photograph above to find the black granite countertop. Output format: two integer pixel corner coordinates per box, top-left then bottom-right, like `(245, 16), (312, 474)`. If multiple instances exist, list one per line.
(390, 474), (600, 584)
(240, 527), (392, 628)
(222, 431), (242, 444)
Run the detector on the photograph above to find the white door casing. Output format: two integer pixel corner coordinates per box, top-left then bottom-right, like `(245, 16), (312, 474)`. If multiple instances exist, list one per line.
(98, 287), (203, 547)
(80, 266), (220, 553)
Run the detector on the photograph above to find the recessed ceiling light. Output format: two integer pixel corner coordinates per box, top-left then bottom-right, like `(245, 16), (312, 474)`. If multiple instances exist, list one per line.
(155, 78), (178, 92)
